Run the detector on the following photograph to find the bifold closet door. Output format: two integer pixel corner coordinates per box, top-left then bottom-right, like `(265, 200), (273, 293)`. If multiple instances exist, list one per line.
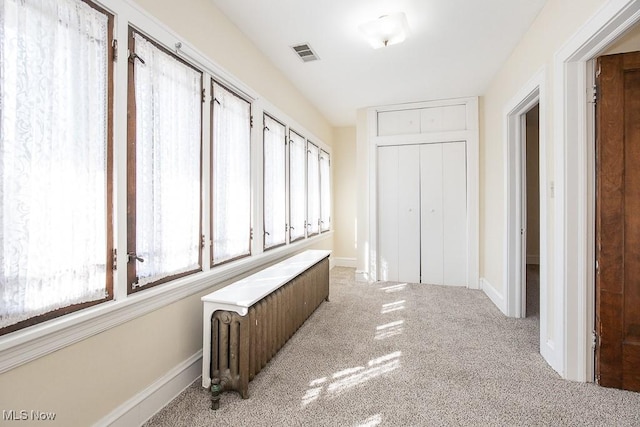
(378, 145), (421, 283)
(420, 142), (467, 286)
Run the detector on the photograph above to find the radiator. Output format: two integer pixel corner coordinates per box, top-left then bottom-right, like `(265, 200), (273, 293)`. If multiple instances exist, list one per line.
(202, 252), (330, 408)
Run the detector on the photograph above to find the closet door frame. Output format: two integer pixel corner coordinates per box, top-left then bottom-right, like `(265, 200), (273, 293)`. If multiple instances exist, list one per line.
(367, 97), (479, 289)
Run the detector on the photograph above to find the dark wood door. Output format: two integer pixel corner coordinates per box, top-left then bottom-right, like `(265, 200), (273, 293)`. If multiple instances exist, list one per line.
(596, 51), (640, 391)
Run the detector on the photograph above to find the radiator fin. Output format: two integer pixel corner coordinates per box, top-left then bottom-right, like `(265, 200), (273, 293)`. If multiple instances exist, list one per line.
(210, 258), (329, 400)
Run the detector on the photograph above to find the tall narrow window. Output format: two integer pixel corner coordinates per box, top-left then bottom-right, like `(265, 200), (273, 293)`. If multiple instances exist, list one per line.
(320, 150), (331, 232)
(127, 30), (202, 292)
(0, 0), (114, 334)
(307, 142), (320, 236)
(289, 131), (307, 242)
(263, 114), (287, 250)
(211, 82), (251, 265)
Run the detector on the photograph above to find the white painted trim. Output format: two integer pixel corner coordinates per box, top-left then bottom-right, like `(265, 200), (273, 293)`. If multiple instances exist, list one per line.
(333, 257), (357, 268)
(503, 68), (557, 372)
(355, 270), (370, 282)
(96, 352), (202, 427)
(503, 72), (541, 319)
(554, 0), (640, 382)
(480, 278), (507, 316)
(367, 97), (480, 289)
(0, 233), (332, 375)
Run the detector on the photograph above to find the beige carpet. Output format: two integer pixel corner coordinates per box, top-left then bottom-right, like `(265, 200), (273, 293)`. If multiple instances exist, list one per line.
(145, 267), (640, 426)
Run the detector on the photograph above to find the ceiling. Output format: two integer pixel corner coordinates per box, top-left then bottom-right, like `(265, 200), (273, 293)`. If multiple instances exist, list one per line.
(209, 0), (547, 127)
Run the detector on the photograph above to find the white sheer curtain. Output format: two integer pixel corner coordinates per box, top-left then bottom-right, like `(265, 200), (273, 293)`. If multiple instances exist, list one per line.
(289, 131), (306, 241)
(133, 33), (201, 287)
(0, 0), (109, 329)
(212, 82), (251, 264)
(307, 142), (320, 236)
(320, 150), (331, 232)
(263, 115), (286, 249)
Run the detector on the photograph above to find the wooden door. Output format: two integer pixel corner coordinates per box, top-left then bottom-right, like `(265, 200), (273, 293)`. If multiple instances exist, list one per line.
(595, 51), (640, 391)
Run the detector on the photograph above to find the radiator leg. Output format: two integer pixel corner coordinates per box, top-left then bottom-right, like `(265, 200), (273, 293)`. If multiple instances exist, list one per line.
(210, 378), (223, 410)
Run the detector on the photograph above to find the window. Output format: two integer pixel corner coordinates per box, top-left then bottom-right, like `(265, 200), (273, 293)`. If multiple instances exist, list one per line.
(211, 82), (251, 265)
(127, 29), (203, 292)
(320, 150), (331, 232)
(0, 0), (332, 347)
(263, 114), (287, 249)
(0, 0), (114, 334)
(307, 142), (320, 236)
(289, 130), (307, 242)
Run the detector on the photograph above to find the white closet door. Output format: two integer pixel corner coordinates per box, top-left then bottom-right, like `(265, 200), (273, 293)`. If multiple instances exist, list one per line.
(420, 144), (444, 285)
(397, 145), (421, 283)
(378, 146), (399, 281)
(442, 142), (467, 285)
(378, 145), (420, 283)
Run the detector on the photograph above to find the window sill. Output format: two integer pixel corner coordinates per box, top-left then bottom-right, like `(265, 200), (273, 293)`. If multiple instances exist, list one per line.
(0, 232), (332, 374)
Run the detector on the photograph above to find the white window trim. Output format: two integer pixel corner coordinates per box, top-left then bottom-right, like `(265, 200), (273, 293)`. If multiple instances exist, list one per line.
(0, 0), (333, 374)
(0, 232), (332, 374)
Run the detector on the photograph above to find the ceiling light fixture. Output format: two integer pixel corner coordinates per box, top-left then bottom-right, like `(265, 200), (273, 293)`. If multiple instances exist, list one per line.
(359, 12), (410, 49)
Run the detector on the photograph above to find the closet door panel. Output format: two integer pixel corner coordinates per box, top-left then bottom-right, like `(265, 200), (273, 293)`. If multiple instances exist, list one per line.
(443, 142), (468, 285)
(398, 145), (421, 283)
(378, 146), (399, 281)
(420, 144), (444, 285)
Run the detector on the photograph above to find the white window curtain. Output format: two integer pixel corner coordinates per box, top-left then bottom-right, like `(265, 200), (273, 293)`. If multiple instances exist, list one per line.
(320, 150), (331, 232)
(133, 32), (202, 287)
(263, 115), (286, 249)
(307, 142), (321, 236)
(0, 0), (109, 329)
(212, 82), (251, 264)
(289, 131), (306, 242)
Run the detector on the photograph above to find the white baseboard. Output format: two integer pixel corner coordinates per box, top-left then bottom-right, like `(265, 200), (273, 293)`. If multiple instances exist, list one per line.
(355, 270), (369, 282)
(97, 351), (202, 427)
(480, 277), (508, 316)
(526, 255), (540, 265)
(332, 257), (356, 268)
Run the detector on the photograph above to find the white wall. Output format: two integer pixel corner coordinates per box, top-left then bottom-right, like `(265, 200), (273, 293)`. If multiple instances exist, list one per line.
(0, 0), (334, 425)
(480, 0), (609, 371)
(604, 19), (640, 53)
(332, 127), (357, 264)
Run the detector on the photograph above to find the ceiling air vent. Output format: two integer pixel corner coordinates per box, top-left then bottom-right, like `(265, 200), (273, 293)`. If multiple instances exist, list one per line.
(291, 43), (319, 63)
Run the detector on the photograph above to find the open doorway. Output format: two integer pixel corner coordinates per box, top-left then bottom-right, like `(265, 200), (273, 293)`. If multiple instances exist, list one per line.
(524, 105), (540, 320)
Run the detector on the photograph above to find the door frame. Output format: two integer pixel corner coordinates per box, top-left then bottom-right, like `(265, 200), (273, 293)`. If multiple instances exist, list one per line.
(366, 97), (479, 288)
(504, 70), (550, 361)
(556, 0), (640, 381)
(504, 72), (544, 318)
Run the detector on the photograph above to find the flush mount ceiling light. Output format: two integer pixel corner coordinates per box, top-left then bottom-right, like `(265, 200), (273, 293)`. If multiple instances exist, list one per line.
(359, 12), (410, 49)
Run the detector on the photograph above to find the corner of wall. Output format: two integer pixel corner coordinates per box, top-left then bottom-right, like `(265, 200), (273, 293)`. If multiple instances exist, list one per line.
(480, 277), (508, 316)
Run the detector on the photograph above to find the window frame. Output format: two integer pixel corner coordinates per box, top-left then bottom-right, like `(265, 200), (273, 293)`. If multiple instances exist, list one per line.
(0, 0), (333, 371)
(288, 129), (308, 243)
(306, 141), (321, 238)
(262, 113), (288, 251)
(126, 26), (204, 294)
(320, 149), (331, 233)
(209, 79), (253, 267)
(0, 0), (115, 337)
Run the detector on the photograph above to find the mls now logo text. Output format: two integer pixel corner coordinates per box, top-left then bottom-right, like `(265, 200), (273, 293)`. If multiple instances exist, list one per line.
(3, 410), (56, 421)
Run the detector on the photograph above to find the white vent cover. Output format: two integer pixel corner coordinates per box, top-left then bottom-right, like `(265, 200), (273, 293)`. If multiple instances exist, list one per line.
(291, 43), (319, 62)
